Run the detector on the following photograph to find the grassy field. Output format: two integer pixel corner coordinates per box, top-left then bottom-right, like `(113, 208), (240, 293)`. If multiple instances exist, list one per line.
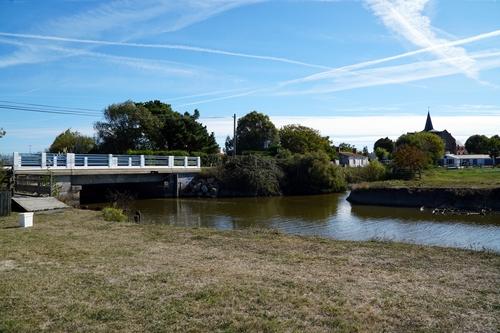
(364, 167), (500, 188)
(1, 209), (499, 332)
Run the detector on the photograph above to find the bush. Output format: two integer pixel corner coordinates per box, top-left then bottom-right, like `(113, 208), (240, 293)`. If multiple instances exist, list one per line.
(102, 207), (127, 222)
(344, 160), (387, 183)
(280, 152), (347, 194)
(217, 155), (283, 196)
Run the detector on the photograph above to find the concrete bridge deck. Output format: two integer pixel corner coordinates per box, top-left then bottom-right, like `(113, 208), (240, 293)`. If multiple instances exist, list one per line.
(13, 152), (202, 175)
(12, 152), (203, 202)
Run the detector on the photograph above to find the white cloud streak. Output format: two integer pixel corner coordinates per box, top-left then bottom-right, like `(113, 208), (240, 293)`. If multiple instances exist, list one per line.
(364, 0), (478, 78)
(0, 32), (330, 70)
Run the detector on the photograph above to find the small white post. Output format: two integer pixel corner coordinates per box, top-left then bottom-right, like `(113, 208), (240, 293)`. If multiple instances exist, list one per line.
(13, 152), (21, 170)
(108, 154), (113, 167)
(197, 156), (201, 168)
(41, 152), (47, 168)
(184, 156), (188, 167)
(140, 155), (145, 167)
(84, 157), (88, 167)
(168, 156), (174, 168)
(128, 157), (132, 167)
(53, 155), (58, 167)
(67, 153), (75, 168)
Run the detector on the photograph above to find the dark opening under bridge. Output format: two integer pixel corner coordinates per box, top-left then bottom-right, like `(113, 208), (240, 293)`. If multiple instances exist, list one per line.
(13, 152), (202, 204)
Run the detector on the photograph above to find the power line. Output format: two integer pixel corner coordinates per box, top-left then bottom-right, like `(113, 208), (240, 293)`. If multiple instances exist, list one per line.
(0, 105), (101, 117)
(0, 100), (101, 112)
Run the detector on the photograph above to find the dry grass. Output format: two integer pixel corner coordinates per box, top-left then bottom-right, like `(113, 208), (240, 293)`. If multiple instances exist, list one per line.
(1, 209), (499, 332)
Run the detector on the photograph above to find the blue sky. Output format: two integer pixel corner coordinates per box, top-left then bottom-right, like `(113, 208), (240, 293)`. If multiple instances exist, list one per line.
(0, 0), (499, 154)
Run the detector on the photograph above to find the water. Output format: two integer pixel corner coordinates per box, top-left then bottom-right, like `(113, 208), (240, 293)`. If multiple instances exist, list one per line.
(106, 193), (500, 252)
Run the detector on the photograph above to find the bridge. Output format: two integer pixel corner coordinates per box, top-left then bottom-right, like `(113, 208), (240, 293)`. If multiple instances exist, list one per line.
(12, 152), (202, 204)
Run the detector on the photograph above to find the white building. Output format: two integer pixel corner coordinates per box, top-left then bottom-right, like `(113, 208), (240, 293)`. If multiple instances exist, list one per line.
(443, 154), (494, 168)
(338, 151), (369, 167)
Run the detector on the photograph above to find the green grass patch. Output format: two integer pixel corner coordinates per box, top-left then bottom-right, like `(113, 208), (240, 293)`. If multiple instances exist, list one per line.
(364, 167), (500, 188)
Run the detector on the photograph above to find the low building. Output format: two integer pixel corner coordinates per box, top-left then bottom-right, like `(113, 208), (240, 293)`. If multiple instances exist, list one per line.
(443, 154), (495, 168)
(337, 151), (369, 167)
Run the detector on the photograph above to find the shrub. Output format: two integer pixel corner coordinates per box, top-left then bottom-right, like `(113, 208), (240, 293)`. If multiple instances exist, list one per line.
(344, 160), (387, 183)
(102, 207), (127, 222)
(217, 155), (283, 196)
(280, 152), (347, 194)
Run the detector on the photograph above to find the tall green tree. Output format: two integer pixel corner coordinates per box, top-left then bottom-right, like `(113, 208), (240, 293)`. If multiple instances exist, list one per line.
(465, 134), (490, 154)
(49, 129), (95, 153)
(396, 132), (444, 164)
(338, 143), (355, 153)
(374, 137), (394, 154)
(236, 111), (279, 153)
(488, 135), (500, 165)
(279, 124), (334, 157)
(95, 100), (219, 154)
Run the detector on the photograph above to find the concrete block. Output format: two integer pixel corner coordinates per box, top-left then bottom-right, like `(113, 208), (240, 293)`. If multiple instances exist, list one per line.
(19, 212), (33, 228)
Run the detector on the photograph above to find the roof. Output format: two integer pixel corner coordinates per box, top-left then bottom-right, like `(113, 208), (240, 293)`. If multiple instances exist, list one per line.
(424, 111), (434, 131)
(339, 151), (368, 159)
(445, 154), (492, 159)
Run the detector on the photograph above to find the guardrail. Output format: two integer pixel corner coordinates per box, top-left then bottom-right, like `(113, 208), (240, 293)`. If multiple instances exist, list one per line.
(12, 152), (201, 170)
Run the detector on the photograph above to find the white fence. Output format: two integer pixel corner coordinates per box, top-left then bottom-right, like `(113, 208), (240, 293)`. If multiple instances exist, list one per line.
(13, 152), (201, 170)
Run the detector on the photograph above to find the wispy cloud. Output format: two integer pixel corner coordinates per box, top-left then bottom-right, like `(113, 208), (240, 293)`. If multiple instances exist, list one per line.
(200, 115), (500, 148)
(0, 32), (331, 70)
(0, 0), (266, 70)
(276, 50), (500, 95)
(364, 0), (478, 78)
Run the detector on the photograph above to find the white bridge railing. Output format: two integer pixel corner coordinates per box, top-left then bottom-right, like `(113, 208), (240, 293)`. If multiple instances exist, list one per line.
(13, 152), (201, 170)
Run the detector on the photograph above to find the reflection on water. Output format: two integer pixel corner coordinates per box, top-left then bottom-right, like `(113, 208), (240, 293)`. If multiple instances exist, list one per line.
(96, 193), (500, 252)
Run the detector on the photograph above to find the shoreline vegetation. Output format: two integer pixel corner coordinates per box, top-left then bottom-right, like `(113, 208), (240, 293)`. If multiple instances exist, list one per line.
(1, 209), (499, 332)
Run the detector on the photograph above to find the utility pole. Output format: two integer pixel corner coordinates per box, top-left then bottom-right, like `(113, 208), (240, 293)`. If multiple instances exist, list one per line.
(233, 113), (237, 156)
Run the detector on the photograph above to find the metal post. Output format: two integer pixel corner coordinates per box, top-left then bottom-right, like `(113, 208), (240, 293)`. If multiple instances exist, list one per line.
(197, 156), (201, 168)
(84, 157), (88, 167)
(168, 156), (174, 168)
(108, 154), (113, 167)
(140, 155), (145, 167)
(184, 156), (188, 167)
(233, 113), (237, 156)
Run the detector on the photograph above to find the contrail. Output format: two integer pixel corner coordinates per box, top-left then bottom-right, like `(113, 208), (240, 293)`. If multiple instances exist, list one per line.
(283, 28), (500, 85)
(0, 31), (331, 70)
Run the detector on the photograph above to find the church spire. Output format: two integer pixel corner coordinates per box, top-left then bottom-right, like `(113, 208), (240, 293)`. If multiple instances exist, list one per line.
(424, 107), (434, 131)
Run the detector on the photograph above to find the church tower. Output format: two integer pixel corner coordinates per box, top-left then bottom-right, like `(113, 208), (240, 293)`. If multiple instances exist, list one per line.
(423, 110), (434, 131)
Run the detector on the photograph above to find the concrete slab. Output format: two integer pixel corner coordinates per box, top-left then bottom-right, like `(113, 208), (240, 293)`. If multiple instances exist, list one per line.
(12, 196), (69, 212)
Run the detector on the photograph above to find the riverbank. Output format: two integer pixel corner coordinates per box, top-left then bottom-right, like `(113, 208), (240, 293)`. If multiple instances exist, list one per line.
(347, 186), (500, 211)
(1, 209), (499, 332)
(348, 168), (500, 211)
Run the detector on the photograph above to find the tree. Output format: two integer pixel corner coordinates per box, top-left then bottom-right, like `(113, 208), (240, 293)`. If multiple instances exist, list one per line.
(396, 132), (444, 165)
(338, 142), (355, 153)
(488, 135), (500, 165)
(236, 111), (279, 153)
(393, 145), (427, 179)
(0, 128), (5, 138)
(95, 100), (219, 154)
(465, 134), (490, 154)
(224, 135), (234, 155)
(49, 129), (95, 153)
(374, 137), (394, 154)
(362, 146), (369, 156)
(279, 124), (334, 157)
(375, 147), (390, 161)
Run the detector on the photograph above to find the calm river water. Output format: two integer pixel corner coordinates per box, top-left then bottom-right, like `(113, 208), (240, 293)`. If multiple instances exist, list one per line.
(119, 193), (500, 252)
